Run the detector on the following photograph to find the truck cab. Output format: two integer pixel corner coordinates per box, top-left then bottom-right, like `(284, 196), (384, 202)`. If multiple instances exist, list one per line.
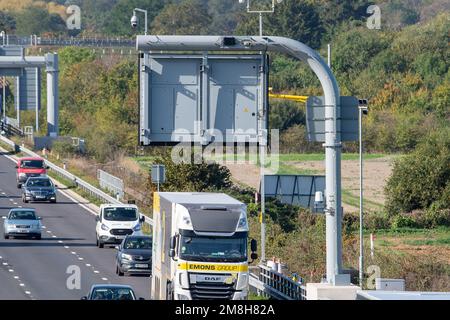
(15, 157), (48, 188)
(151, 192), (257, 300)
(95, 204), (145, 248)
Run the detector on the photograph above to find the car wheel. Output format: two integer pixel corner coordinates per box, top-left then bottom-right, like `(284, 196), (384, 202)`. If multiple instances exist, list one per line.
(50, 199), (56, 203)
(117, 265), (124, 276)
(17, 183), (21, 189)
(4, 234), (9, 239)
(36, 234), (41, 240)
(98, 240), (104, 248)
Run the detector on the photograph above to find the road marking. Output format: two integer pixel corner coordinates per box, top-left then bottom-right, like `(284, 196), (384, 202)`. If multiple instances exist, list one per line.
(2, 262), (8, 265)
(78, 257), (84, 261)
(52, 235), (57, 238)
(46, 230), (52, 234)
(64, 246), (69, 249)
(42, 226), (46, 229)
(25, 291), (31, 295)
(58, 240), (63, 243)
(19, 283), (25, 287)
(14, 276), (19, 279)
(8, 269), (14, 272)
(85, 263), (91, 267)
(94, 270), (99, 274)
(71, 251), (76, 255)
(101, 277), (108, 281)
(13, 202), (17, 205)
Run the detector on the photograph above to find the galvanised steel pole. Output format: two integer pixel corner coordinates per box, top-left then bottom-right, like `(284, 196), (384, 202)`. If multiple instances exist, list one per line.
(358, 106), (364, 288)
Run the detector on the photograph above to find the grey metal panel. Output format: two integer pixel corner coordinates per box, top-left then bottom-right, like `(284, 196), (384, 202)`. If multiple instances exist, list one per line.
(0, 68), (23, 76)
(210, 60), (258, 85)
(0, 46), (23, 56)
(141, 54), (266, 145)
(262, 175), (325, 211)
(17, 67), (40, 111)
(306, 96), (358, 142)
(187, 206), (242, 234)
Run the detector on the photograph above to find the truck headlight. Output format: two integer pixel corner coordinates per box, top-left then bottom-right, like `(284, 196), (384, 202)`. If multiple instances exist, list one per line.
(101, 224), (109, 231)
(236, 211), (248, 231)
(236, 273), (248, 290)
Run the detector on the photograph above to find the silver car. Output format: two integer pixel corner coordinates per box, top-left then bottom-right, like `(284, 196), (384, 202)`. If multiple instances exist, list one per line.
(3, 208), (42, 240)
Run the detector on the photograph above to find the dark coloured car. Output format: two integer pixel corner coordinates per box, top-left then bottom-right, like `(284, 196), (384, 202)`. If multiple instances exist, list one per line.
(81, 284), (144, 300)
(22, 176), (57, 203)
(115, 235), (152, 276)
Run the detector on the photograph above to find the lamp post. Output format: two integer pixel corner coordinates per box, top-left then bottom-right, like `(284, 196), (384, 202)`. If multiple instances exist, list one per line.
(358, 100), (368, 288)
(131, 8), (148, 35)
(1, 31), (5, 124)
(239, 0), (283, 37)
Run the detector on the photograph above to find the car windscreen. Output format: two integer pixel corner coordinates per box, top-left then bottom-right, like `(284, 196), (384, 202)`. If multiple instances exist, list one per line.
(103, 207), (138, 221)
(9, 210), (37, 220)
(91, 288), (135, 300)
(26, 179), (52, 187)
(21, 160), (44, 169)
(124, 237), (152, 250)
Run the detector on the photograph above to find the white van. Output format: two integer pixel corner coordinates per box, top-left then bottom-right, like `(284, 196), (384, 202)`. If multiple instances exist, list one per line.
(95, 204), (145, 248)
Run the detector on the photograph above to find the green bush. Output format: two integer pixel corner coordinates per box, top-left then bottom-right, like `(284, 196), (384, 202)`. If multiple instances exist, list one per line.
(385, 129), (450, 214)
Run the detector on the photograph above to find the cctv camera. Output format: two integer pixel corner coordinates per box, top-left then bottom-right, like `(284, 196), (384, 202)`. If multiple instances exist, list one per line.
(131, 15), (138, 28)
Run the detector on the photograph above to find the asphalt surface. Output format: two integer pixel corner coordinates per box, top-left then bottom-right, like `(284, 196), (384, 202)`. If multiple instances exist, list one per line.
(0, 152), (151, 300)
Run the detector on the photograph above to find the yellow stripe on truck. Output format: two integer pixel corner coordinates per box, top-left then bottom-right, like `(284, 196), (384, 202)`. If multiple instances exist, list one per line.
(178, 262), (248, 272)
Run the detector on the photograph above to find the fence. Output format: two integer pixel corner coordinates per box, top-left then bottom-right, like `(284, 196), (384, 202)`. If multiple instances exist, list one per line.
(97, 169), (124, 200)
(249, 264), (307, 300)
(1, 35), (135, 48)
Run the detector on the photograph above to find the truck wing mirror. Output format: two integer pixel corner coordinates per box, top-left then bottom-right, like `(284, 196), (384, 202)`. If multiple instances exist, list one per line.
(140, 215), (145, 223)
(250, 239), (257, 252)
(169, 235), (177, 259)
(250, 252), (258, 262)
(95, 216), (99, 222)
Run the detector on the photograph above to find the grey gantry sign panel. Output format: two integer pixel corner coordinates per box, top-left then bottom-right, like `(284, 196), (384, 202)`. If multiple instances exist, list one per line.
(139, 54), (267, 145)
(151, 164), (166, 184)
(306, 96), (359, 142)
(0, 46), (24, 76)
(261, 174), (325, 212)
(16, 67), (41, 111)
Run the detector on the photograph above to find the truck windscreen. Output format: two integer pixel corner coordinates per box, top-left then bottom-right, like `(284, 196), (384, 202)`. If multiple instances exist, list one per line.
(103, 207), (137, 221)
(179, 232), (247, 263)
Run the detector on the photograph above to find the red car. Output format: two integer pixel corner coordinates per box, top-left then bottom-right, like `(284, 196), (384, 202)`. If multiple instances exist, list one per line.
(15, 157), (48, 188)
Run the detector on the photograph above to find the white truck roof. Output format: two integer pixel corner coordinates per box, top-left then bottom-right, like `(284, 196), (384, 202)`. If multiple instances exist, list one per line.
(99, 203), (138, 209)
(157, 192), (244, 205)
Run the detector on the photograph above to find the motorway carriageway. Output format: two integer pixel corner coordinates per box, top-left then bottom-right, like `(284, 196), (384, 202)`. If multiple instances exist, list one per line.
(0, 151), (151, 300)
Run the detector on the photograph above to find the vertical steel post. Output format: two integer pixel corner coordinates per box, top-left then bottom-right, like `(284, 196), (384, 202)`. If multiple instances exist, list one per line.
(46, 53), (59, 136)
(35, 68), (39, 132)
(359, 107), (364, 287)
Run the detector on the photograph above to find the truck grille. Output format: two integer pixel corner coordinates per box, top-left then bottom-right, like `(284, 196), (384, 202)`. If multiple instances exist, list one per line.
(189, 273), (237, 300)
(110, 229), (133, 236)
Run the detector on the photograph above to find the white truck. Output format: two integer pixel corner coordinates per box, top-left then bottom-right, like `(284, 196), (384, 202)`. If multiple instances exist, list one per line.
(95, 203), (145, 248)
(151, 192), (257, 300)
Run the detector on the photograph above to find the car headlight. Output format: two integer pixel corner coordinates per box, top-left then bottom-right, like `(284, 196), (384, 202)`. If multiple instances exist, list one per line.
(133, 224), (141, 232)
(121, 254), (132, 261)
(101, 224), (109, 231)
(19, 173), (27, 178)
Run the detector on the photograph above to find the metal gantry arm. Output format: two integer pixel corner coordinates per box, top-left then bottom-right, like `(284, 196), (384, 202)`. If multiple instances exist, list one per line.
(137, 35), (345, 285)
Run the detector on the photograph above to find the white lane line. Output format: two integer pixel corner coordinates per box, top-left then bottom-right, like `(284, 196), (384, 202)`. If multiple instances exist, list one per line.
(101, 277), (108, 281)
(46, 230), (52, 234)
(8, 269), (14, 272)
(2, 262), (8, 265)
(14, 276), (19, 279)
(56, 187), (98, 216)
(19, 283), (25, 287)
(71, 251), (77, 255)
(13, 202), (17, 205)
(0, 255), (2, 259)
(25, 291), (31, 295)
(52, 235), (57, 238)
(85, 264), (91, 267)
(18, 206), (22, 208)
(64, 246), (69, 249)
(78, 257), (84, 261)
(94, 270), (99, 274)
(42, 226), (46, 229)
(58, 240), (63, 243)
